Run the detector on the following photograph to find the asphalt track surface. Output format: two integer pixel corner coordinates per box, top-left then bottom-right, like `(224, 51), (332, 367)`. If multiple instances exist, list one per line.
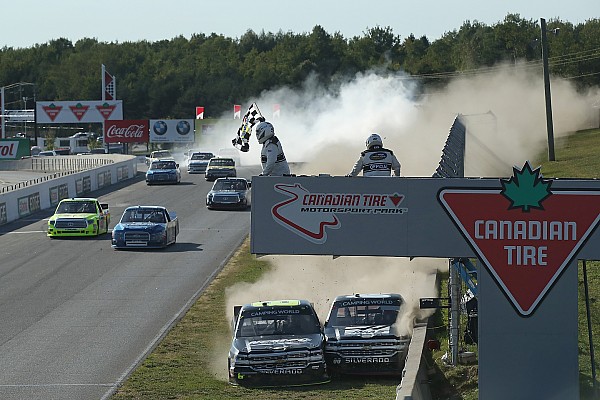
(0, 164), (259, 400)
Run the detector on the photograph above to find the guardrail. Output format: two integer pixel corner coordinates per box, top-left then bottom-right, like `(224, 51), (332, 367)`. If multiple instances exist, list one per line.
(30, 157), (113, 172)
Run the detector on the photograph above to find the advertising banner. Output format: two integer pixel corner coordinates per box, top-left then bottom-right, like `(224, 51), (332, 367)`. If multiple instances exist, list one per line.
(36, 100), (123, 123)
(149, 119), (194, 143)
(104, 120), (149, 143)
(251, 175), (600, 259)
(0, 138), (31, 159)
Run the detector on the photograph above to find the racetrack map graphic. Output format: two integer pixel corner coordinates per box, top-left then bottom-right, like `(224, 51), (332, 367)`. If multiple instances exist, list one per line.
(271, 183), (407, 244)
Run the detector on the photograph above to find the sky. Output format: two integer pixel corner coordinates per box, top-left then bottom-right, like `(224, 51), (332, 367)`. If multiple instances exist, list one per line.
(1, 0), (598, 49)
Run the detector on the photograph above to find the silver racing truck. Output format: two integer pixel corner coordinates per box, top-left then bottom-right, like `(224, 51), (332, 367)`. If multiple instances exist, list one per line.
(323, 293), (410, 375)
(228, 299), (329, 386)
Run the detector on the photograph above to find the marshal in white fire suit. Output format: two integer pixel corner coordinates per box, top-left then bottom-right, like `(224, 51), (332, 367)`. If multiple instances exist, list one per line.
(261, 136), (291, 176)
(348, 146), (401, 177)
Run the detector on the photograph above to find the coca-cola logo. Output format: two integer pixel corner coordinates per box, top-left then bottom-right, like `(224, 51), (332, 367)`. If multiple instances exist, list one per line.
(107, 124), (145, 138)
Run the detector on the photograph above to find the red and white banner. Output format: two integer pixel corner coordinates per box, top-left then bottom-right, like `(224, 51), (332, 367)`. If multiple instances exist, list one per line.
(196, 106), (204, 119)
(273, 104), (280, 119)
(234, 104), (241, 119)
(36, 100), (123, 123)
(104, 120), (149, 143)
(102, 64), (116, 101)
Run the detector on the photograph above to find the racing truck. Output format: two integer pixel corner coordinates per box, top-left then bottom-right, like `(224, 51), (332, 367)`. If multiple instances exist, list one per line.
(47, 197), (110, 237)
(323, 293), (410, 376)
(228, 299), (329, 387)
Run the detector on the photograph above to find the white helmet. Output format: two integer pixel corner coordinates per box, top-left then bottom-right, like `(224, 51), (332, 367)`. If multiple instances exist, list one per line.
(256, 121), (275, 144)
(366, 133), (383, 149)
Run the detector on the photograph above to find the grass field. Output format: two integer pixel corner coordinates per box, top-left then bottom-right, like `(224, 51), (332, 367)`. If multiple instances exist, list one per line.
(112, 128), (600, 400)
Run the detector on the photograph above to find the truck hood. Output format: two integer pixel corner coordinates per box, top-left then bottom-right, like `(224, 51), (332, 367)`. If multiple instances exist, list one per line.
(233, 334), (323, 353)
(50, 213), (98, 220)
(324, 325), (400, 340)
(114, 222), (165, 231)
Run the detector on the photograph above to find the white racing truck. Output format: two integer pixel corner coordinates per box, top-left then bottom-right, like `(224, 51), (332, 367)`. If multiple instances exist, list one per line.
(323, 293), (410, 376)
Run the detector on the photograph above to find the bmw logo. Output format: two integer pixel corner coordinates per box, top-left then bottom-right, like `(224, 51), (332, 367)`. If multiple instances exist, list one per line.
(176, 120), (191, 135)
(153, 120), (168, 135)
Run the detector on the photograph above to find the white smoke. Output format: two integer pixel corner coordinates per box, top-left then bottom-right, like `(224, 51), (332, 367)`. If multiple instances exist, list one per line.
(204, 64), (598, 177)
(216, 64), (599, 355)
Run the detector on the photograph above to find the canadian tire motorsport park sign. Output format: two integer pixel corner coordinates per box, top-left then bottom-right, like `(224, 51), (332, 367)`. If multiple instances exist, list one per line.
(250, 161), (600, 399)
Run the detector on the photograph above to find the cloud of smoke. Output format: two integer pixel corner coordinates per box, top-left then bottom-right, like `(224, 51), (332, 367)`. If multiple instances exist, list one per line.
(225, 256), (445, 328)
(215, 65), (598, 379)
(205, 64), (598, 177)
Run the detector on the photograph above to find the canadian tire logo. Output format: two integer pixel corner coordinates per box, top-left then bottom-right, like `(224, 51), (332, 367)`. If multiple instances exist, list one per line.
(96, 103), (116, 120)
(42, 103), (62, 121)
(69, 103), (90, 121)
(271, 183), (407, 244)
(439, 161), (600, 316)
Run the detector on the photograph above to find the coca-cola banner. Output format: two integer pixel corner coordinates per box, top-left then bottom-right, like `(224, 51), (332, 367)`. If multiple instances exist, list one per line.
(104, 120), (149, 143)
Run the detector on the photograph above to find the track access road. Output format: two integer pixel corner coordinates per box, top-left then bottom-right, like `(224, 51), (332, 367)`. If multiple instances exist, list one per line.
(0, 164), (259, 400)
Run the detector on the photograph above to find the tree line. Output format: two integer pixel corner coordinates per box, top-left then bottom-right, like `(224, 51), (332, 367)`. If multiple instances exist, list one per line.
(1, 13), (599, 121)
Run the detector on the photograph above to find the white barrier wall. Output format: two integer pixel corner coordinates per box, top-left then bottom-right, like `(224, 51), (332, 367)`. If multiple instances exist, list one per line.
(0, 155), (138, 225)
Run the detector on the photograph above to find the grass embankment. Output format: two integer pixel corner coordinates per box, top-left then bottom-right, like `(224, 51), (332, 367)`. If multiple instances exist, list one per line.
(113, 128), (600, 400)
(112, 242), (400, 400)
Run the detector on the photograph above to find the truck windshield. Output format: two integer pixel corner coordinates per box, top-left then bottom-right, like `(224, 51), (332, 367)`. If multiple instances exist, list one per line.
(192, 153), (213, 160)
(237, 310), (321, 337)
(327, 302), (400, 327)
(121, 208), (165, 223)
(151, 161), (177, 170)
(210, 158), (234, 167)
(57, 201), (96, 214)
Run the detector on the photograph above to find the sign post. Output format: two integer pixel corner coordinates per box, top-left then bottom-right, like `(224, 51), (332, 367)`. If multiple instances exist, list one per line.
(250, 162), (600, 398)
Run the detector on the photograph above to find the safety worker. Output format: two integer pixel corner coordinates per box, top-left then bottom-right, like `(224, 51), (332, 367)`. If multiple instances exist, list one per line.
(347, 133), (401, 177)
(255, 121), (291, 176)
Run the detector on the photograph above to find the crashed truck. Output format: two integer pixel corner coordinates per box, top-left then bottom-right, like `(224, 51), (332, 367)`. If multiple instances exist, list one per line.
(228, 299), (329, 386)
(323, 293), (410, 375)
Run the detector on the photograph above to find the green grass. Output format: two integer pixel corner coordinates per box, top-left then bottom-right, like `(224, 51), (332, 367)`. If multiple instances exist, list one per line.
(112, 241), (401, 400)
(113, 128), (600, 400)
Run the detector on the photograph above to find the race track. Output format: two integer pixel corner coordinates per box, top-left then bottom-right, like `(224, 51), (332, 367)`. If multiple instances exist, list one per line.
(0, 164), (259, 400)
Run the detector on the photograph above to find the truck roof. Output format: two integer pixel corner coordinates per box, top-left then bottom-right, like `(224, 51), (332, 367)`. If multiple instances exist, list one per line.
(332, 293), (404, 303)
(241, 299), (312, 312)
(60, 197), (98, 202)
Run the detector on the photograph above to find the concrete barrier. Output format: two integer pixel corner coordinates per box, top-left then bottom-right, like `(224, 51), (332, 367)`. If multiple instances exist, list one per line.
(396, 271), (437, 400)
(396, 323), (432, 400)
(0, 155), (138, 225)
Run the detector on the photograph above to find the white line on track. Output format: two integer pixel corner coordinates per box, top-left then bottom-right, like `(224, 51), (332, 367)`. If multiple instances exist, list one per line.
(1, 231), (46, 234)
(0, 383), (114, 387)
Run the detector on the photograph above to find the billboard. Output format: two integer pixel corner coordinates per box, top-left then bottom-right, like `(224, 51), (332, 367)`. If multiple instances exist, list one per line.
(104, 120), (149, 143)
(0, 138), (31, 159)
(149, 119), (194, 143)
(36, 100), (123, 123)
